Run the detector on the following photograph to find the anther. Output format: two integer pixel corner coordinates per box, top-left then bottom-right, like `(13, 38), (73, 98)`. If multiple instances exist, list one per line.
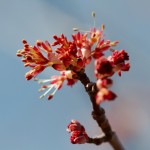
(48, 94), (53, 100)
(73, 28), (79, 31)
(101, 24), (105, 31)
(22, 39), (27, 44)
(36, 40), (42, 46)
(92, 11), (96, 18)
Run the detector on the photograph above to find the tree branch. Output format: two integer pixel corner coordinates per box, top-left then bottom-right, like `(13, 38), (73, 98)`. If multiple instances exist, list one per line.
(76, 69), (125, 150)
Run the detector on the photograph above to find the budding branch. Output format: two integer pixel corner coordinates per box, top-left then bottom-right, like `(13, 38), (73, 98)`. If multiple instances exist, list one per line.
(77, 70), (125, 150)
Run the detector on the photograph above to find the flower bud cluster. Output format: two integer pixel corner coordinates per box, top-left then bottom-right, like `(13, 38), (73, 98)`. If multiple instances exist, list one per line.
(95, 49), (130, 104)
(67, 120), (89, 144)
(16, 24), (130, 103)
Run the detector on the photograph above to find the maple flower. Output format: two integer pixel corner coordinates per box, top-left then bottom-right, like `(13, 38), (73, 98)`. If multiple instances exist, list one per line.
(90, 26), (119, 59)
(108, 49), (130, 76)
(96, 78), (116, 104)
(111, 49), (129, 64)
(16, 40), (62, 80)
(37, 70), (77, 100)
(96, 78), (113, 89)
(92, 39), (119, 59)
(72, 32), (92, 65)
(90, 28), (103, 45)
(52, 32), (93, 71)
(72, 32), (88, 48)
(96, 88), (117, 105)
(67, 120), (89, 144)
(95, 57), (114, 79)
(52, 34), (79, 69)
(16, 23), (130, 102)
(25, 65), (46, 80)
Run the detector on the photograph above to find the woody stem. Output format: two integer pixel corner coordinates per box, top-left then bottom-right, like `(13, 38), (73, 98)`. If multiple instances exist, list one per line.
(76, 69), (125, 150)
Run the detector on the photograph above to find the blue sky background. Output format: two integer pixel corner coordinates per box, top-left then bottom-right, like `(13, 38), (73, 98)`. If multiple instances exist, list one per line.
(0, 0), (150, 149)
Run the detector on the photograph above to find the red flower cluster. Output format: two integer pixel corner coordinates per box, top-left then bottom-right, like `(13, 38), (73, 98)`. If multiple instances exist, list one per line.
(95, 49), (130, 104)
(67, 120), (89, 144)
(16, 40), (62, 80)
(16, 25), (130, 103)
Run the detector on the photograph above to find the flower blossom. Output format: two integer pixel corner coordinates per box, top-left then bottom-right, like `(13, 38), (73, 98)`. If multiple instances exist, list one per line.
(16, 25), (130, 102)
(67, 120), (89, 144)
(90, 28), (102, 45)
(90, 25), (119, 59)
(95, 49), (130, 79)
(96, 78), (117, 104)
(95, 57), (114, 79)
(96, 87), (117, 104)
(52, 33), (91, 71)
(94, 49), (130, 104)
(108, 49), (130, 76)
(72, 32), (92, 65)
(37, 70), (77, 100)
(96, 78), (113, 89)
(17, 27), (122, 80)
(16, 40), (63, 80)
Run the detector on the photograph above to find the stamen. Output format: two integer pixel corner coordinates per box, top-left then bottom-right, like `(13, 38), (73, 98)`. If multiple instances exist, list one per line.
(101, 24), (105, 31)
(73, 27), (90, 33)
(39, 84), (54, 99)
(36, 40), (42, 46)
(92, 11), (96, 18)
(38, 85), (48, 92)
(48, 94), (53, 100)
(73, 28), (79, 32)
(37, 79), (51, 84)
(16, 53), (22, 57)
(22, 39), (27, 44)
(92, 11), (96, 27)
(39, 94), (45, 99)
(109, 48), (115, 52)
(51, 86), (59, 96)
(33, 78), (38, 81)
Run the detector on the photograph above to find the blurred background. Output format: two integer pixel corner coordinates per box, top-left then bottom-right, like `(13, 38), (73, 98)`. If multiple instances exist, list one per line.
(0, 0), (150, 149)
